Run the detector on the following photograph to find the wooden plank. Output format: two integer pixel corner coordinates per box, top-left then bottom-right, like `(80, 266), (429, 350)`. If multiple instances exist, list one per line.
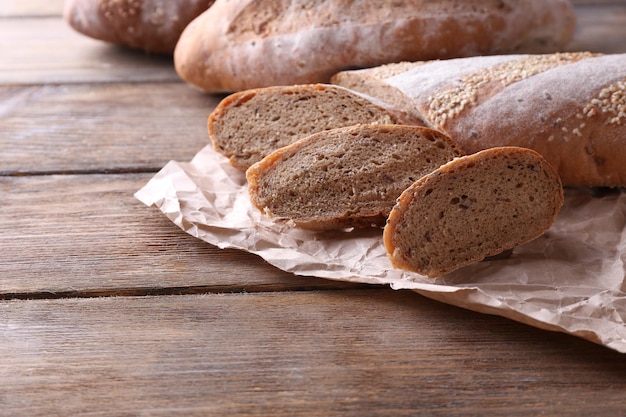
(2, 4), (626, 86)
(0, 174), (364, 296)
(1, 290), (625, 416)
(0, 0), (620, 16)
(0, 0), (64, 17)
(569, 5), (626, 53)
(0, 83), (220, 175)
(0, 18), (179, 85)
(571, 0), (626, 5)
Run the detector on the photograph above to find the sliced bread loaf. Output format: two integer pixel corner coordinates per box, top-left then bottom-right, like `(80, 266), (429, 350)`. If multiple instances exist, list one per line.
(332, 53), (626, 187)
(208, 84), (423, 171)
(383, 147), (564, 278)
(246, 124), (464, 231)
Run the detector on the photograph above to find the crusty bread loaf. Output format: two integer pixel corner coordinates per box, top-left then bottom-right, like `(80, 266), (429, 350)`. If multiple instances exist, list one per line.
(208, 84), (424, 171)
(383, 147), (564, 278)
(332, 52), (626, 187)
(246, 124), (464, 231)
(174, 0), (575, 93)
(63, 0), (213, 54)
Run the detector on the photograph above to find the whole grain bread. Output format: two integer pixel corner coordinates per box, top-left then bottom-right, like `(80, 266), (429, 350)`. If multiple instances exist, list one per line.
(332, 52), (626, 187)
(174, 0), (575, 93)
(383, 147), (564, 278)
(208, 84), (424, 171)
(63, 0), (213, 54)
(246, 124), (464, 231)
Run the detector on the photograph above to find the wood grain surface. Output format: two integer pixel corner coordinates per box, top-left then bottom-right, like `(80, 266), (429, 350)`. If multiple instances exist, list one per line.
(0, 174), (366, 296)
(2, 1), (626, 415)
(0, 18), (178, 85)
(2, 291), (626, 416)
(0, 84), (220, 174)
(0, 0), (64, 16)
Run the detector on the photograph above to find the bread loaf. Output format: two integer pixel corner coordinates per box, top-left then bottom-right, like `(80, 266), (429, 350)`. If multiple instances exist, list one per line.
(174, 0), (576, 93)
(383, 147), (564, 278)
(208, 84), (424, 171)
(63, 0), (213, 54)
(246, 124), (464, 231)
(332, 52), (626, 187)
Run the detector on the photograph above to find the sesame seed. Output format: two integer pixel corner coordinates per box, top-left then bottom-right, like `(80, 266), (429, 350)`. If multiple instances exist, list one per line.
(426, 52), (596, 127)
(581, 79), (626, 126)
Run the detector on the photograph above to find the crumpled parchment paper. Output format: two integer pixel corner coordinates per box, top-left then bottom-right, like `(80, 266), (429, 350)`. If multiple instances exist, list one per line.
(135, 144), (626, 353)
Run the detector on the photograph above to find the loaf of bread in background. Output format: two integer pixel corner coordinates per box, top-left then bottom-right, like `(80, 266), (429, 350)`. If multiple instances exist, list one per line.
(208, 84), (424, 171)
(174, 0), (576, 93)
(333, 53), (626, 187)
(384, 147), (564, 278)
(246, 124), (464, 231)
(63, 0), (213, 54)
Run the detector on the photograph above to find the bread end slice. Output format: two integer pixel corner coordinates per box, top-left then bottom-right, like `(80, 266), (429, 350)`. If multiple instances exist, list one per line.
(384, 147), (564, 278)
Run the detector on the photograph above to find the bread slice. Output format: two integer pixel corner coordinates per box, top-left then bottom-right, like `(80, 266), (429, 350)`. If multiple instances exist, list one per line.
(208, 84), (424, 171)
(246, 124), (464, 231)
(383, 147), (564, 278)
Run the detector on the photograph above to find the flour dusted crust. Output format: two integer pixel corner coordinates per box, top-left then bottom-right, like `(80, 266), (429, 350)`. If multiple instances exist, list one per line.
(384, 147), (564, 278)
(246, 124), (464, 230)
(208, 84), (423, 171)
(174, 0), (575, 93)
(63, 0), (213, 54)
(333, 53), (626, 187)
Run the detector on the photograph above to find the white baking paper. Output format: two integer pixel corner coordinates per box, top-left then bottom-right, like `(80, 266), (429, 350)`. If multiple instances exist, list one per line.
(135, 144), (626, 353)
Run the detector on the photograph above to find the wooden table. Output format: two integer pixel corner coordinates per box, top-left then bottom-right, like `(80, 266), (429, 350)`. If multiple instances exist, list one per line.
(2, 1), (626, 415)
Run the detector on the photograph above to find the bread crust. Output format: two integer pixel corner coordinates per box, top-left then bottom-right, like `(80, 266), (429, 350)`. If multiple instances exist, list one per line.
(63, 0), (213, 54)
(333, 53), (626, 187)
(384, 147), (564, 278)
(174, 0), (575, 93)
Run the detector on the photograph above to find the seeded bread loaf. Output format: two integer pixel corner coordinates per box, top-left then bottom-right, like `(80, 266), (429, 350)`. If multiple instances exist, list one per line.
(208, 84), (424, 171)
(332, 52), (626, 187)
(174, 0), (575, 93)
(384, 147), (564, 278)
(63, 0), (213, 54)
(246, 124), (464, 231)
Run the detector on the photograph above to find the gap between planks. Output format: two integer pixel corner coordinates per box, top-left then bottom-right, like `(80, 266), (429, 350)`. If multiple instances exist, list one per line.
(0, 280), (374, 301)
